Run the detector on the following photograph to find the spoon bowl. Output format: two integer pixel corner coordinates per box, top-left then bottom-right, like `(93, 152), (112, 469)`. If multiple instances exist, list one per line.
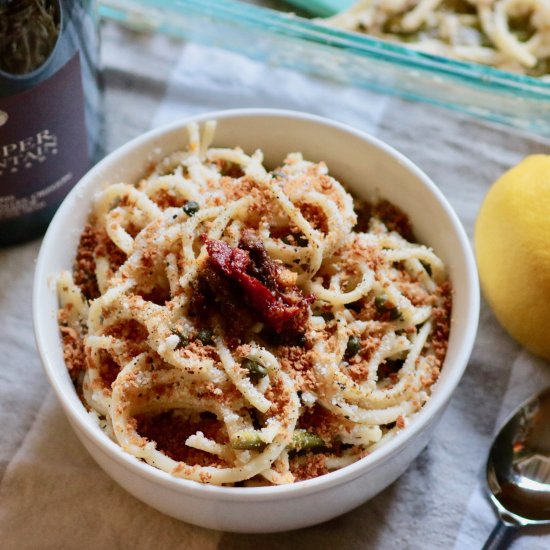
(484, 387), (550, 549)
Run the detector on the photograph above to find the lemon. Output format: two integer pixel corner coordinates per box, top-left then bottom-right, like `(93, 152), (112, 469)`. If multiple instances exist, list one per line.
(475, 155), (550, 361)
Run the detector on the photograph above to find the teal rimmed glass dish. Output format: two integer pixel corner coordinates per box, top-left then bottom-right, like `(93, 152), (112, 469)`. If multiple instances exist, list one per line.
(99, 0), (550, 137)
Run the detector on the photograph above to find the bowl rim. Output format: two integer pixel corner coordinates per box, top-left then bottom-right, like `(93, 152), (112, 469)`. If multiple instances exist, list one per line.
(33, 108), (479, 501)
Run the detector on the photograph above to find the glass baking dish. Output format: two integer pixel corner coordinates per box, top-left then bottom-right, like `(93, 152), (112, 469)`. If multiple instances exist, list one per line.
(99, 0), (550, 137)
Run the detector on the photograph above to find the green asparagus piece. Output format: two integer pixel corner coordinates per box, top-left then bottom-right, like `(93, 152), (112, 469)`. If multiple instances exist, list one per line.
(230, 430), (266, 451)
(230, 429), (326, 452)
(290, 429), (326, 452)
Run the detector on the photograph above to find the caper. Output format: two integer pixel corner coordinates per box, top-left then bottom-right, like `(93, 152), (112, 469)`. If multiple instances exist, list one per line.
(171, 328), (189, 349)
(242, 358), (268, 383)
(183, 200), (200, 216)
(197, 328), (213, 345)
(374, 295), (401, 321)
(345, 335), (361, 359)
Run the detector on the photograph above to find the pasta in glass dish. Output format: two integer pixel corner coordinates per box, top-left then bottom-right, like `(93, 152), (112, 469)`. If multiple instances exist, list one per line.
(329, 0), (550, 77)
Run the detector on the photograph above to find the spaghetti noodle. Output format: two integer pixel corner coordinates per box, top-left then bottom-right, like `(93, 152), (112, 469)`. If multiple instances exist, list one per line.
(328, 0), (550, 77)
(57, 121), (451, 485)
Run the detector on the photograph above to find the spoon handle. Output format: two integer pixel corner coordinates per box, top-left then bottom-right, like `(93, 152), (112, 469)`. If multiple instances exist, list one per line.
(482, 520), (518, 550)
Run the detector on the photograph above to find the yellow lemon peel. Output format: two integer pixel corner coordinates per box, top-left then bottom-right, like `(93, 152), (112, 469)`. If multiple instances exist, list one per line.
(475, 155), (550, 361)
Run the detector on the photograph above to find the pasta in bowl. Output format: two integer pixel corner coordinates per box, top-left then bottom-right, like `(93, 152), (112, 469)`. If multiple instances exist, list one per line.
(34, 110), (478, 531)
(57, 121), (451, 486)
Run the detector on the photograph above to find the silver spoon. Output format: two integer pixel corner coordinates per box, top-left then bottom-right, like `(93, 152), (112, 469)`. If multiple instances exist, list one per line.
(483, 386), (550, 549)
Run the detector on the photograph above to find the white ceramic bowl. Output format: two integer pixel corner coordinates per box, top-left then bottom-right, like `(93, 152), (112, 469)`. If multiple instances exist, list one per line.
(33, 109), (479, 533)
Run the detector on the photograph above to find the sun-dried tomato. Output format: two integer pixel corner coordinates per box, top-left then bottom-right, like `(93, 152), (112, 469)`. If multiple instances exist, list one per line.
(204, 234), (312, 333)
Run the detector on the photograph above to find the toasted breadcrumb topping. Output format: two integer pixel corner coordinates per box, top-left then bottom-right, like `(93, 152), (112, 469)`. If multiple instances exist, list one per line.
(58, 132), (451, 486)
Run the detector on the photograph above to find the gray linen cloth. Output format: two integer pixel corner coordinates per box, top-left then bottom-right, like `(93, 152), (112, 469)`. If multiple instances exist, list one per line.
(1, 21), (549, 549)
